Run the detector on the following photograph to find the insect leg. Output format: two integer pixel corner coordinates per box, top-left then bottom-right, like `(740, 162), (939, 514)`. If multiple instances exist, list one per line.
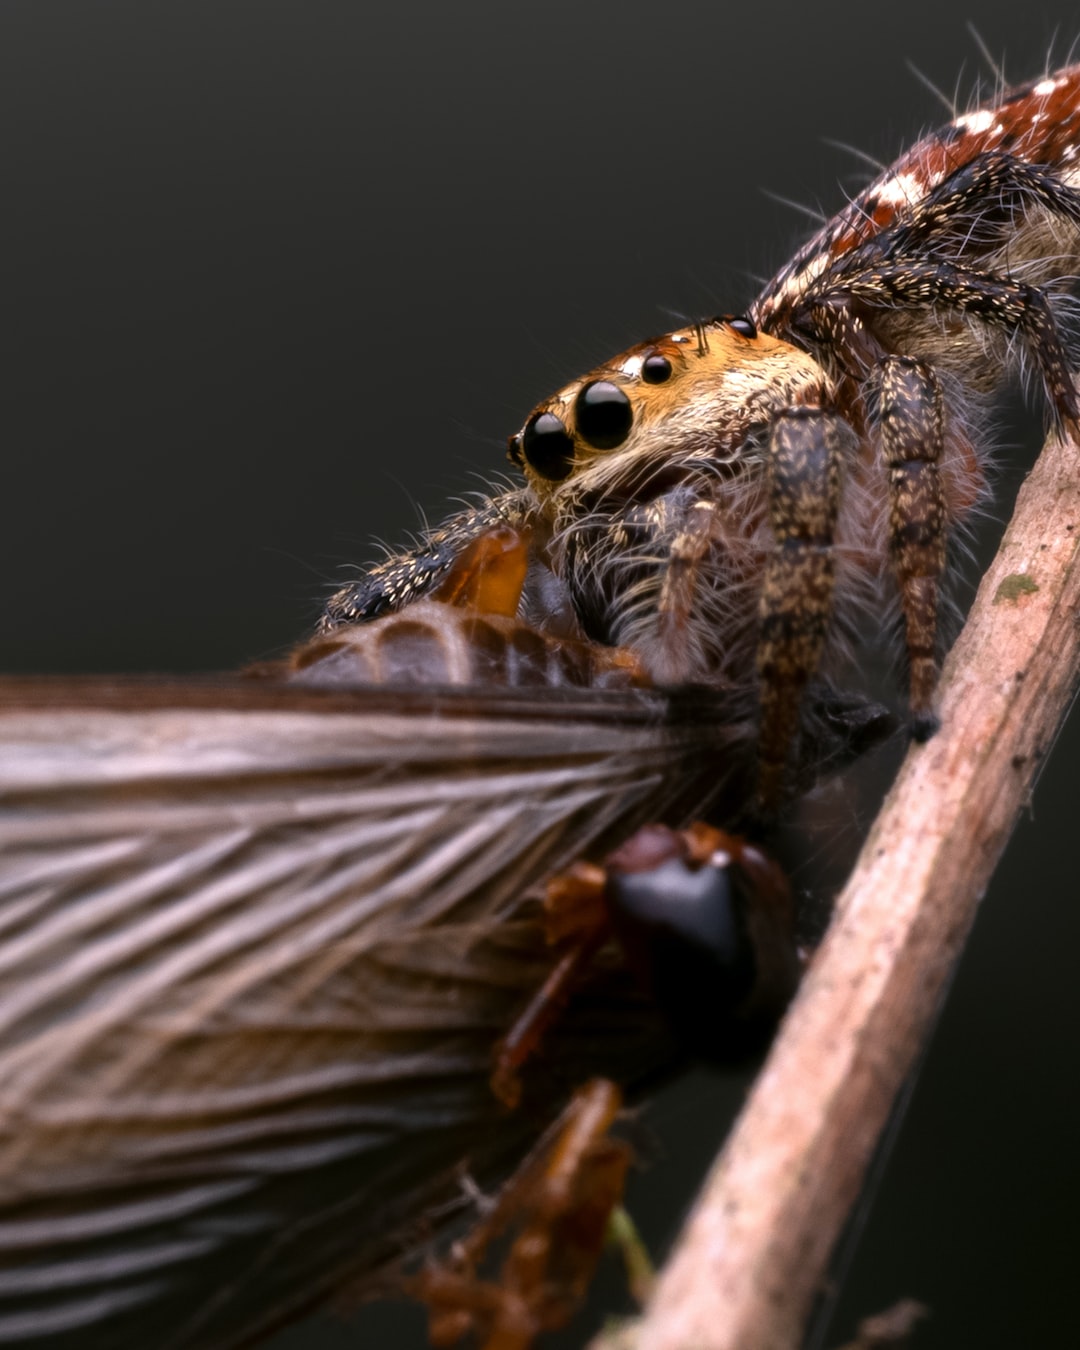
(491, 862), (610, 1109)
(412, 1079), (631, 1350)
(756, 405), (846, 812)
(878, 356), (947, 738)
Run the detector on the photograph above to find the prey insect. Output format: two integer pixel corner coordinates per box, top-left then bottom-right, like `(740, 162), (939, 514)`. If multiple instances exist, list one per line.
(0, 529), (865, 1350)
(325, 61), (1080, 811)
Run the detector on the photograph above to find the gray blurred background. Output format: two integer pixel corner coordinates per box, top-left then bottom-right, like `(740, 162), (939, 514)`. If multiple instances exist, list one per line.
(3, 2), (1079, 1346)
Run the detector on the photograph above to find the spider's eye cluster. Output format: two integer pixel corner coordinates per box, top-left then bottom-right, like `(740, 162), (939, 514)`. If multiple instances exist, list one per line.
(514, 377), (637, 482)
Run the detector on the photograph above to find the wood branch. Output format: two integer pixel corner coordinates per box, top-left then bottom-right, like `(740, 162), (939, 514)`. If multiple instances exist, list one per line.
(595, 421), (1080, 1350)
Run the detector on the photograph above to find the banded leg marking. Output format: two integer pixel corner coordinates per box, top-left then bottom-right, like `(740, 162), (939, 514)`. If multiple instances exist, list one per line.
(878, 356), (947, 737)
(756, 405), (845, 811)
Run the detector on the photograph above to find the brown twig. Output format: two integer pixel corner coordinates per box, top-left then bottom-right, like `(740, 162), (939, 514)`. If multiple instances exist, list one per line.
(593, 421), (1080, 1350)
(831, 1298), (929, 1350)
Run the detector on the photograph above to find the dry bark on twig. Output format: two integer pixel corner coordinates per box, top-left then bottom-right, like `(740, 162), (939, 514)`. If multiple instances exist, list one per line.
(595, 422), (1080, 1350)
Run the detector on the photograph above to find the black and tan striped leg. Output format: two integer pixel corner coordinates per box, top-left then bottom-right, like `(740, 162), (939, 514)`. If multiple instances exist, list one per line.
(863, 151), (1080, 267)
(809, 261), (1080, 432)
(319, 489), (534, 629)
(756, 405), (846, 812)
(878, 356), (947, 738)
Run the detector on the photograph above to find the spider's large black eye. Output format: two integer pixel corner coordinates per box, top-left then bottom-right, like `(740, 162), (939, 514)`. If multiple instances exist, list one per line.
(521, 411), (576, 481)
(575, 380), (633, 450)
(642, 353), (673, 384)
(727, 315), (757, 339)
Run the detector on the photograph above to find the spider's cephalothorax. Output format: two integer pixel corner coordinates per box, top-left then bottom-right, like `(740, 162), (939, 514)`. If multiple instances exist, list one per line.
(324, 62), (1080, 810)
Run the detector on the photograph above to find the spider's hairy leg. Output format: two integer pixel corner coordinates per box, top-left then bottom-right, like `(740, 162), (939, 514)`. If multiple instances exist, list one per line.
(815, 261), (1080, 434)
(558, 486), (732, 687)
(879, 356), (947, 739)
(319, 488), (534, 630)
(876, 150), (1080, 259)
(756, 405), (846, 812)
(285, 519), (649, 691)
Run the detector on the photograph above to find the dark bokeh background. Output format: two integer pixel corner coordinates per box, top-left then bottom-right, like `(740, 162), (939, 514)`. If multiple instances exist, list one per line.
(3, 3), (1079, 1346)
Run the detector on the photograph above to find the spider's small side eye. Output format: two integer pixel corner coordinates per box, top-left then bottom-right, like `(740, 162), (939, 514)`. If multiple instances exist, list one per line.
(727, 316), (757, 339)
(521, 411), (576, 481)
(641, 353), (673, 384)
(575, 380), (633, 450)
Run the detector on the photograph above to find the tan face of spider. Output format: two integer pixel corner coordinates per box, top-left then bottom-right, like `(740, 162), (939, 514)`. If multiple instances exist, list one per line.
(508, 318), (830, 507)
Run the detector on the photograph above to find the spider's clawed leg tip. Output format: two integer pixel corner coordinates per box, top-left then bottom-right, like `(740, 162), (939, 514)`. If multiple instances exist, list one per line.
(908, 712), (941, 743)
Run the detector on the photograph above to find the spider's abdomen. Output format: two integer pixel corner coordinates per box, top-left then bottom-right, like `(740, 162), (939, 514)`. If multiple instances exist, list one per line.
(757, 64), (1080, 334)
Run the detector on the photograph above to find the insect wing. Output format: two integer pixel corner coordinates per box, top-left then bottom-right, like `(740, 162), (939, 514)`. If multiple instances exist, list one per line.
(0, 676), (744, 1349)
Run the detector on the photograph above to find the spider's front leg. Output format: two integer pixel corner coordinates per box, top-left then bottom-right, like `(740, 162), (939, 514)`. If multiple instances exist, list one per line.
(318, 489), (536, 629)
(756, 404), (845, 812)
(756, 362), (949, 782)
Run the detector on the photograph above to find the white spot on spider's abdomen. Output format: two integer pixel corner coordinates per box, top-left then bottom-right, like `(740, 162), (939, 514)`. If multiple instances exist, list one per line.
(954, 109), (1002, 136)
(875, 171), (926, 208)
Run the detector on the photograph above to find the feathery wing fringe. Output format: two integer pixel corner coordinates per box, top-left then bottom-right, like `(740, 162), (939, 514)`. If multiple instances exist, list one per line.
(0, 677), (750, 1349)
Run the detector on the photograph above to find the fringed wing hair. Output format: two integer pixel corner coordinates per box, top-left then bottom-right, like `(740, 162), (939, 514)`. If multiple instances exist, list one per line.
(0, 677), (746, 1349)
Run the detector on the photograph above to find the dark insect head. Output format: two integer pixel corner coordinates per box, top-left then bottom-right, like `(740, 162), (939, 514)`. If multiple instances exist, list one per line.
(603, 823), (800, 1062)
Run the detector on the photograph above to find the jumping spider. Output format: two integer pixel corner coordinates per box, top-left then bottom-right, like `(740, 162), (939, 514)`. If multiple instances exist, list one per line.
(322, 64), (1080, 812)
